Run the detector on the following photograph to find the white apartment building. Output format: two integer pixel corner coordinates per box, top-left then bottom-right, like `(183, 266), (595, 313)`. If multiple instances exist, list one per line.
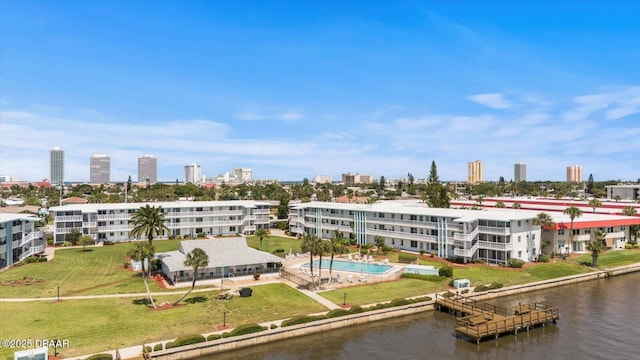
(313, 175), (332, 184)
(50, 200), (270, 243)
(233, 168), (253, 181)
(289, 201), (542, 264)
(0, 214), (44, 269)
(184, 163), (202, 185)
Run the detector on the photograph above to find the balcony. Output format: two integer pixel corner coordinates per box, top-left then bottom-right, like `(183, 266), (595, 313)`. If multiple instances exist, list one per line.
(367, 228), (437, 242)
(453, 226), (479, 242)
(477, 240), (510, 251)
(572, 234), (591, 242)
(478, 226), (511, 235)
(83, 222), (98, 228)
(454, 241), (479, 258)
(165, 210), (245, 218)
(19, 231), (43, 247)
(56, 215), (83, 222)
(98, 225), (133, 232)
(96, 214), (131, 221)
(55, 228), (79, 234)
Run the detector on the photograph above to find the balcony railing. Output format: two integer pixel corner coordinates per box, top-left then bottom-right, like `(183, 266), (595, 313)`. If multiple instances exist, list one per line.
(367, 228), (437, 242)
(96, 214), (131, 221)
(477, 240), (510, 251)
(454, 241), (479, 258)
(19, 231), (42, 247)
(166, 210), (245, 218)
(478, 226), (511, 235)
(56, 215), (83, 222)
(453, 226), (479, 242)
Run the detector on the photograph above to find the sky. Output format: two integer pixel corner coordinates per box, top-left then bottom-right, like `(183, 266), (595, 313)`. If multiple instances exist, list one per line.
(1, 1), (639, 183)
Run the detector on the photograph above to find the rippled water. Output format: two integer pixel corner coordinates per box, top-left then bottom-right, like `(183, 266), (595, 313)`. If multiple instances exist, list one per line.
(200, 272), (640, 360)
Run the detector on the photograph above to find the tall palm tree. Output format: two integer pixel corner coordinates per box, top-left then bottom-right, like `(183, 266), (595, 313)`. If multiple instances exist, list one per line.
(622, 207), (638, 243)
(127, 242), (156, 309)
(588, 199), (602, 213)
(328, 230), (347, 283)
(173, 248), (209, 305)
(129, 205), (170, 245)
(316, 237), (329, 286)
(586, 230), (607, 267)
(563, 206), (583, 255)
(534, 212), (555, 254)
(254, 228), (270, 251)
(301, 233), (318, 285)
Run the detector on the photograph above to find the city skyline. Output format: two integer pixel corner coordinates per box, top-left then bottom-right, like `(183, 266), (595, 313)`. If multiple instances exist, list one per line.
(1, 2), (639, 182)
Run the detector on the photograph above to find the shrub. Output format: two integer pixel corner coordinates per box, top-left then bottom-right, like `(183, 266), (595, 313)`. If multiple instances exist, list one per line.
(281, 315), (323, 327)
(85, 354), (113, 360)
(474, 285), (489, 292)
(47, 237), (54, 246)
(153, 343), (163, 351)
(221, 332), (231, 338)
(398, 253), (417, 264)
(123, 261), (129, 268)
(461, 289), (469, 294)
(537, 254), (550, 262)
(229, 323), (266, 337)
(103, 241), (114, 245)
(509, 258), (525, 268)
(63, 241), (72, 247)
(390, 298), (411, 307)
(325, 309), (350, 318)
(439, 265), (453, 278)
(348, 305), (365, 314)
(272, 248), (285, 253)
(207, 334), (222, 341)
(400, 273), (446, 282)
(144, 346), (152, 353)
(196, 232), (206, 238)
(165, 334), (206, 349)
(488, 283), (503, 290)
(419, 249), (425, 255)
(472, 258), (485, 264)
(442, 291), (455, 298)
(270, 324), (278, 329)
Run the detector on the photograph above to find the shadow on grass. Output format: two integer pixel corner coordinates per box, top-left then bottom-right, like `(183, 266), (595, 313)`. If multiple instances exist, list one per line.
(132, 297), (156, 306)
(78, 249), (94, 252)
(185, 296), (208, 304)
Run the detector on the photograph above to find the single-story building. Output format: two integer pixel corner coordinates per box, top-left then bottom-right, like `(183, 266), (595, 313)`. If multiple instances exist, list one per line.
(157, 237), (283, 284)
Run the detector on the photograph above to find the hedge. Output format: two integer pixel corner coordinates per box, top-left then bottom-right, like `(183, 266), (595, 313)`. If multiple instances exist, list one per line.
(85, 354), (113, 360)
(230, 323), (266, 337)
(281, 315), (324, 327)
(165, 334), (206, 349)
(206, 334), (222, 341)
(509, 258), (525, 268)
(438, 265), (453, 278)
(398, 253), (417, 264)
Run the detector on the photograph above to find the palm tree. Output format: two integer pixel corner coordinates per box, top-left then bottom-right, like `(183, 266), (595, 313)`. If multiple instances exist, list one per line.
(301, 233), (319, 286)
(254, 228), (270, 251)
(512, 202), (521, 209)
(534, 212), (555, 254)
(495, 201), (506, 208)
(586, 230), (607, 267)
(316, 237), (329, 286)
(173, 248), (209, 305)
(613, 195), (622, 202)
(329, 230), (347, 282)
(129, 205), (170, 245)
(127, 242), (156, 309)
(476, 196), (485, 206)
(588, 199), (602, 213)
(563, 206), (583, 255)
(622, 207), (638, 243)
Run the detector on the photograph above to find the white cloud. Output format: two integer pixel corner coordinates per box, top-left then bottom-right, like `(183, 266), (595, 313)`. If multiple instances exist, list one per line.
(235, 110), (304, 121)
(467, 93), (512, 109)
(394, 116), (441, 130)
(563, 86), (640, 121)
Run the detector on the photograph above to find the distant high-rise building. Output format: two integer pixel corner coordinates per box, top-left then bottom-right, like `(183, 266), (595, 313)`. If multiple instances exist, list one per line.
(90, 155), (111, 184)
(138, 155), (157, 184)
(341, 172), (372, 185)
(566, 165), (583, 183)
(468, 160), (483, 184)
(313, 175), (333, 184)
(233, 168), (252, 181)
(184, 163), (202, 185)
(514, 163), (526, 182)
(50, 146), (64, 185)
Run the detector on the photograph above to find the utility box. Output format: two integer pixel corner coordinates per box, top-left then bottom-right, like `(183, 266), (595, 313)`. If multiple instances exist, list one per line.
(453, 279), (470, 289)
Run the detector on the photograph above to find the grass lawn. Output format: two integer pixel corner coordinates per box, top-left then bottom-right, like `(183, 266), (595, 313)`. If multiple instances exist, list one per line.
(0, 240), (185, 298)
(320, 279), (446, 306)
(0, 283), (325, 359)
(246, 235), (301, 254)
(571, 249), (640, 268)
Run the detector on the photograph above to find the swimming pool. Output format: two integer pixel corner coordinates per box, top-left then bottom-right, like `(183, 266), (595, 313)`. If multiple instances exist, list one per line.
(301, 259), (394, 275)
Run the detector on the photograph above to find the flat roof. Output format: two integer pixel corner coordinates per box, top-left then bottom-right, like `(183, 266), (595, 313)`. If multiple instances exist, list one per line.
(49, 200), (271, 212)
(0, 213), (39, 222)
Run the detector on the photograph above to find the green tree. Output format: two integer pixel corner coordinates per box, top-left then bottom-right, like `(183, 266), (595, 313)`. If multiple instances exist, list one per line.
(563, 206), (583, 255)
(78, 235), (94, 251)
(254, 228), (270, 251)
(374, 235), (385, 254)
(127, 242), (156, 309)
(300, 233), (321, 287)
(129, 205), (170, 245)
(425, 160), (450, 208)
(328, 230), (348, 283)
(588, 198), (602, 213)
(586, 173), (594, 194)
(613, 195), (622, 202)
(586, 230), (607, 267)
(173, 248), (209, 305)
(495, 201), (506, 208)
(534, 212), (555, 253)
(622, 207), (638, 243)
(512, 202), (521, 209)
(127, 175), (132, 192)
(66, 229), (81, 246)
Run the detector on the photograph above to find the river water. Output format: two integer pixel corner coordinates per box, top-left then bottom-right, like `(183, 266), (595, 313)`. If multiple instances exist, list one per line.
(203, 273), (640, 360)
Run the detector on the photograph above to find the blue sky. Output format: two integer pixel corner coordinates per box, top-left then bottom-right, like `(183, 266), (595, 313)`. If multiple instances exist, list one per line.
(1, 1), (639, 183)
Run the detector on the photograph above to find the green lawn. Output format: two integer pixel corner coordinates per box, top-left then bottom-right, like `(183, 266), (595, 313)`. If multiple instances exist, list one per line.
(0, 283), (325, 359)
(320, 279), (446, 306)
(246, 235), (301, 254)
(572, 249), (640, 268)
(0, 240), (184, 298)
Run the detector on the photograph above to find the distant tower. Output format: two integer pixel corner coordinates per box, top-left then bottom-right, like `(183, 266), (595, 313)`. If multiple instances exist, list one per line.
(467, 160), (483, 184)
(50, 146), (64, 185)
(566, 165), (583, 183)
(138, 155), (157, 184)
(184, 163), (202, 185)
(514, 163), (526, 182)
(90, 154), (111, 184)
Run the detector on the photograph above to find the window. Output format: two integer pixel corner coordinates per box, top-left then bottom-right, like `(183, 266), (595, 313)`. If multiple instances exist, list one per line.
(518, 251), (522, 258)
(558, 229), (564, 235)
(392, 239), (395, 245)
(400, 240), (404, 246)
(518, 220), (522, 227)
(410, 240), (418, 248)
(518, 236), (521, 242)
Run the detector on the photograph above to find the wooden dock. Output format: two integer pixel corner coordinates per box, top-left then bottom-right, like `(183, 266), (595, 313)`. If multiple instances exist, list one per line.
(435, 294), (560, 344)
